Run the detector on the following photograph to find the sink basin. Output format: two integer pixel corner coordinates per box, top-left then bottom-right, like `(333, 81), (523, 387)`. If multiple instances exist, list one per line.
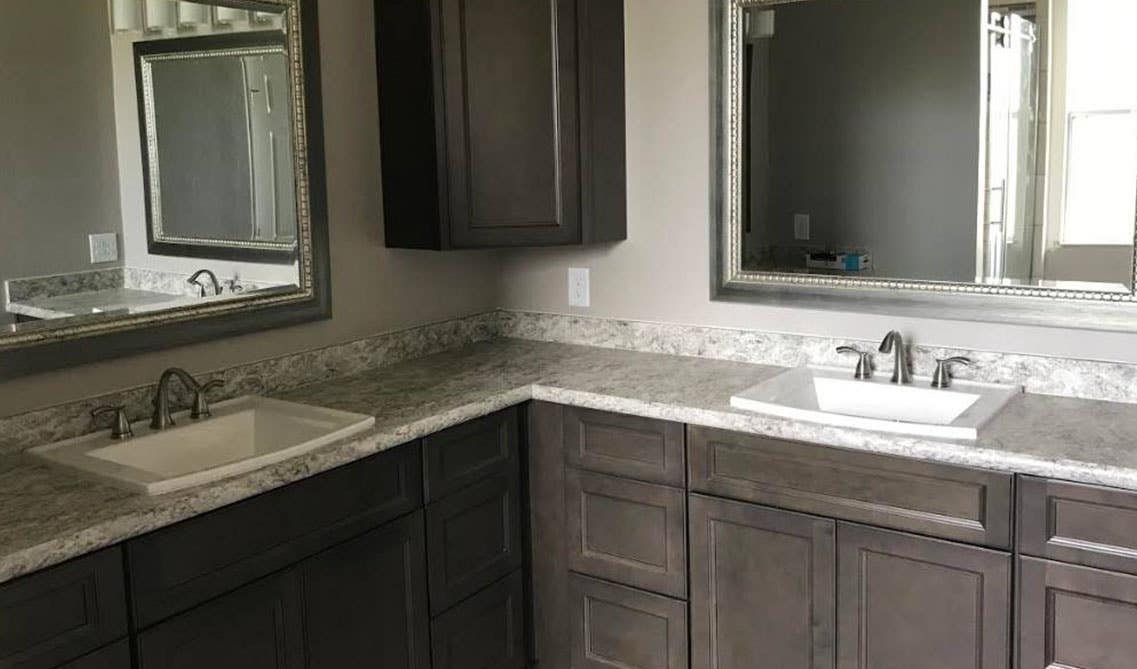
(730, 366), (1021, 440)
(28, 396), (375, 495)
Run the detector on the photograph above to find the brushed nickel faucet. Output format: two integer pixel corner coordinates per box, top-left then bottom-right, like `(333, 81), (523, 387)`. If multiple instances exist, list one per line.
(931, 357), (972, 389)
(836, 346), (873, 380)
(150, 368), (209, 430)
(878, 330), (912, 384)
(187, 269), (221, 297)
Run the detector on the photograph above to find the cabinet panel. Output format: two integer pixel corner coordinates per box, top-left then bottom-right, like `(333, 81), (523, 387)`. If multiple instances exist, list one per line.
(431, 571), (527, 669)
(57, 640), (130, 669)
(424, 406), (518, 503)
(136, 569), (304, 669)
(301, 512), (430, 669)
(0, 547), (126, 669)
(565, 468), (687, 598)
(688, 494), (835, 669)
(688, 426), (1012, 548)
(128, 443), (422, 628)
(1019, 475), (1137, 575)
(569, 573), (688, 669)
(836, 523), (1010, 669)
(426, 472), (524, 614)
(439, 0), (580, 247)
(564, 407), (685, 486)
(1019, 557), (1137, 669)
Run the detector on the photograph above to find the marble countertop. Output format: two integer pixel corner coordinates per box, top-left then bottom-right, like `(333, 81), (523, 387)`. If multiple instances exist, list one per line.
(4, 338), (1137, 583)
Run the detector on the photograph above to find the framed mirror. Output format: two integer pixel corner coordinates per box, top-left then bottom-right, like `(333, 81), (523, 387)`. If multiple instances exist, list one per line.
(713, 0), (1137, 327)
(137, 31), (298, 263)
(0, 0), (328, 377)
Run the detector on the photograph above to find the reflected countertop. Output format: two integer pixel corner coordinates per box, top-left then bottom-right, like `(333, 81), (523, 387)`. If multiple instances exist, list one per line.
(3, 338), (1137, 583)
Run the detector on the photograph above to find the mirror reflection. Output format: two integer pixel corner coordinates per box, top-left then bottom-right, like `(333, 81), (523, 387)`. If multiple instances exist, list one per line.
(738, 0), (1137, 293)
(1, 1), (299, 328)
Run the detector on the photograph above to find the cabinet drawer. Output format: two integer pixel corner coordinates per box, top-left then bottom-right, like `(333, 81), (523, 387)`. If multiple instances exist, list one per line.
(424, 407), (519, 502)
(1018, 475), (1137, 575)
(128, 443), (422, 628)
(58, 640), (130, 669)
(688, 426), (1013, 548)
(0, 547), (127, 669)
(136, 568), (305, 669)
(1018, 557), (1137, 669)
(569, 573), (688, 669)
(565, 468), (687, 598)
(426, 472), (524, 614)
(564, 407), (685, 486)
(430, 571), (527, 669)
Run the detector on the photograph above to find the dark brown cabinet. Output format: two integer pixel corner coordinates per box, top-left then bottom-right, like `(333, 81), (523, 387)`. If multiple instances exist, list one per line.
(301, 512), (431, 669)
(568, 573), (688, 669)
(431, 571), (528, 669)
(0, 547), (127, 669)
(376, 0), (626, 249)
(836, 523), (1011, 669)
(136, 569), (305, 669)
(688, 494), (835, 669)
(1019, 557), (1137, 669)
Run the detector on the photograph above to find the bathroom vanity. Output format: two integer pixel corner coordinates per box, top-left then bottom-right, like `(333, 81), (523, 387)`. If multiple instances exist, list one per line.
(4, 339), (1137, 669)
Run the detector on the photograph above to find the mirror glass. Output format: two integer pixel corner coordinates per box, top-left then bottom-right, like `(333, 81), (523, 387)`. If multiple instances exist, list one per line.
(736, 0), (1137, 295)
(1, 0), (302, 332)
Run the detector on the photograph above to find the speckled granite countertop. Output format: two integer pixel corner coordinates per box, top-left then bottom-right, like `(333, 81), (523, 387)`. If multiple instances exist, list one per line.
(3, 338), (1137, 584)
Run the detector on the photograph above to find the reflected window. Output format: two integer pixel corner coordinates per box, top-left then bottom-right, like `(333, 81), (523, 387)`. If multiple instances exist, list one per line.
(1059, 0), (1137, 246)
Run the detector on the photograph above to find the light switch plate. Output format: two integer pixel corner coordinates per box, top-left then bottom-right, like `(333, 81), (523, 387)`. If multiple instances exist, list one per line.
(89, 233), (119, 264)
(568, 268), (590, 307)
(794, 214), (811, 241)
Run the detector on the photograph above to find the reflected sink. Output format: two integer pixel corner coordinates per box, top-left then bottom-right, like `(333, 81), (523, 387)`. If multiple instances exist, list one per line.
(730, 366), (1021, 440)
(29, 396), (375, 495)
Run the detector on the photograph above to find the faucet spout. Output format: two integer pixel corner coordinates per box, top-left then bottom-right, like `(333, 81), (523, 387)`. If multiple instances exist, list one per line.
(188, 269), (222, 297)
(878, 330), (912, 384)
(150, 367), (202, 430)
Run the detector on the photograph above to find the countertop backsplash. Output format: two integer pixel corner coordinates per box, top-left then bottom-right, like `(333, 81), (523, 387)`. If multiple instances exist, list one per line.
(4, 308), (1137, 454)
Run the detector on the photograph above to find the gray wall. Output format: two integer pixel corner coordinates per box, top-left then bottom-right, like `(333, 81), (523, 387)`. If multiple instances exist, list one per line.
(0, 0), (500, 416)
(752, 0), (981, 281)
(0, 0), (124, 322)
(497, 0), (1137, 364)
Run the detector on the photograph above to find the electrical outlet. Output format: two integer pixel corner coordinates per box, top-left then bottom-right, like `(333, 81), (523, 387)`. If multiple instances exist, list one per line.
(89, 233), (119, 264)
(794, 214), (811, 241)
(568, 267), (590, 307)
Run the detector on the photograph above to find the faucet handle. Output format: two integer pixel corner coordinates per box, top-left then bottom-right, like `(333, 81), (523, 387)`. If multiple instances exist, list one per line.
(191, 379), (224, 419)
(836, 346), (873, 380)
(931, 357), (971, 389)
(91, 405), (133, 440)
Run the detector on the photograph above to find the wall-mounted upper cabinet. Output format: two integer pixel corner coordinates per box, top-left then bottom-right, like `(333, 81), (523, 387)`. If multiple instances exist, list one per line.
(376, 0), (626, 249)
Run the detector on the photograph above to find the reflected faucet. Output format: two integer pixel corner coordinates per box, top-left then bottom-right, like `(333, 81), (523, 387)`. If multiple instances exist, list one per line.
(878, 330), (912, 384)
(188, 269), (221, 297)
(150, 368), (202, 430)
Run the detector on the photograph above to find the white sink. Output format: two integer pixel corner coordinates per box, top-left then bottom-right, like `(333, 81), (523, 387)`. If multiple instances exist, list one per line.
(28, 396), (375, 495)
(731, 366), (1021, 440)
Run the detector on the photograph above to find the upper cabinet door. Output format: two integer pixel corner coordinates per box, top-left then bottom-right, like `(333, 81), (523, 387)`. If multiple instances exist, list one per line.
(438, 0), (580, 247)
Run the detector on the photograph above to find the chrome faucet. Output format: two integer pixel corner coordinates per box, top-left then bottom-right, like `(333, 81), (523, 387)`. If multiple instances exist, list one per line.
(150, 368), (202, 430)
(188, 269), (221, 297)
(878, 330), (912, 384)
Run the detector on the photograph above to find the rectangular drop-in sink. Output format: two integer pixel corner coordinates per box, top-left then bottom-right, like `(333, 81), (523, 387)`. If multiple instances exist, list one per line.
(28, 396), (376, 495)
(731, 366), (1021, 440)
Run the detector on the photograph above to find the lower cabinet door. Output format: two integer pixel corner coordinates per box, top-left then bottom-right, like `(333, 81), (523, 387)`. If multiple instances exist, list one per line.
(430, 570), (527, 669)
(1019, 557), (1137, 669)
(836, 523), (1011, 669)
(58, 640), (130, 669)
(688, 494), (835, 669)
(136, 569), (305, 669)
(568, 573), (688, 669)
(301, 511), (431, 669)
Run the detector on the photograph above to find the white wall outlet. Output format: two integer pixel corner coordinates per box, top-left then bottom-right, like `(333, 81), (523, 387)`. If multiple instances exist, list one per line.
(89, 233), (119, 264)
(568, 267), (590, 307)
(794, 214), (811, 241)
